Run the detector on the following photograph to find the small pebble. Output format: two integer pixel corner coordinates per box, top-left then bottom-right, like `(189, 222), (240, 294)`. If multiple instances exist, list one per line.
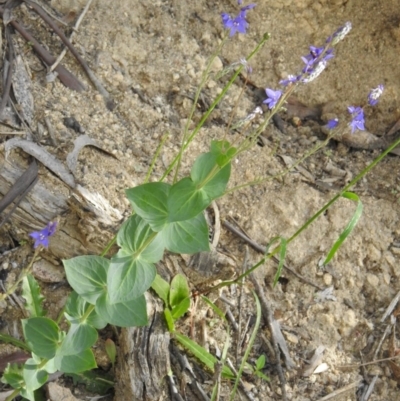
(366, 273), (379, 287)
(323, 273), (332, 286)
(32, 259), (65, 283)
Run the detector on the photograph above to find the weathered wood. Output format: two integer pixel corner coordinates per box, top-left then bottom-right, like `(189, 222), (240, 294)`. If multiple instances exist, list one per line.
(114, 293), (171, 401)
(0, 150), (119, 257)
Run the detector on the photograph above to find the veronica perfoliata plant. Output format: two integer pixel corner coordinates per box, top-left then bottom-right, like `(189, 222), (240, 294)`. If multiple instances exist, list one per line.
(2, 3), (389, 399)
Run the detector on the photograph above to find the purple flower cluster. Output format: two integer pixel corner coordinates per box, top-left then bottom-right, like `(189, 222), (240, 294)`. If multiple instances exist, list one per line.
(327, 84), (384, 134)
(347, 106), (365, 133)
(263, 88), (282, 109)
(221, 2), (256, 37)
(29, 221), (58, 249)
(279, 22), (352, 87)
(301, 46), (334, 74)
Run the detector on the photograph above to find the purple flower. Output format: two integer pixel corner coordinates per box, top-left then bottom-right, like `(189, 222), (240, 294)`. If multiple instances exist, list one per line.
(221, 3), (256, 37)
(348, 106), (365, 133)
(29, 221), (58, 249)
(279, 74), (299, 86)
(263, 88), (282, 109)
(326, 118), (339, 129)
(301, 46), (334, 73)
(368, 84), (384, 106)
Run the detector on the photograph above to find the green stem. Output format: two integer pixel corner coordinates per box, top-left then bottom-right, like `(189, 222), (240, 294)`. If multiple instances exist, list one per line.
(228, 130), (335, 193)
(286, 133), (400, 244)
(101, 236), (117, 257)
(208, 135), (400, 293)
(161, 33), (270, 182)
(5, 389), (20, 401)
(145, 133), (169, 183)
(81, 304), (96, 321)
(173, 35), (229, 183)
(0, 333), (31, 352)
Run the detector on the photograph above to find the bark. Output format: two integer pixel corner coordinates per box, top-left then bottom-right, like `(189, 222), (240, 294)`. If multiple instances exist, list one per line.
(114, 293), (171, 401)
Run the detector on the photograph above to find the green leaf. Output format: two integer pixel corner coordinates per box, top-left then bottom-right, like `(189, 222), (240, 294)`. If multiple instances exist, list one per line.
(23, 358), (48, 392)
(116, 215), (164, 264)
(164, 308), (175, 333)
(86, 308), (108, 330)
(22, 317), (60, 359)
(95, 293), (148, 327)
(22, 275), (45, 317)
(65, 291), (107, 330)
(162, 213), (210, 254)
(171, 298), (190, 320)
(55, 348), (97, 373)
(169, 274), (190, 307)
(108, 215), (163, 303)
(255, 354), (266, 371)
(63, 256), (108, 304)
(167, 177), (209, 222)
(323, 191), (363, 266)
(210, 139), (230, 154)
(126, 182), (170, 231)
(20, 388), (35, 401)
(108, 258), (156, 304)
(1, 363), (24, 388)
(191, 152), (231, 200)
(57, 323), (98, 356)
(167, 153), (231, 223)
(169, 274), (191, 318)
(211, 139), (237, 169)
(105, 339), (116, 368)
(41, 357), (57, 374)
(151, 274), (170, 305)
(255, 370), (270, 381)
(175, 333), (234, 379)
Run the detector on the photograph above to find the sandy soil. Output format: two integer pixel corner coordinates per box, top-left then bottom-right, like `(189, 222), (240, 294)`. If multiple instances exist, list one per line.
(1, 0), (400, 400)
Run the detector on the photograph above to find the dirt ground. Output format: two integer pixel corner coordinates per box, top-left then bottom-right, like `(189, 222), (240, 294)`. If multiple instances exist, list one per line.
(1, 0), (400, 400)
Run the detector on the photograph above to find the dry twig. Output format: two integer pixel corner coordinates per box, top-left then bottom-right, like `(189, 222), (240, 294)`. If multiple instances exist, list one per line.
(315, 380), (362, 401)
(24, 0), (115, 110)
(48, 0), (95, 73)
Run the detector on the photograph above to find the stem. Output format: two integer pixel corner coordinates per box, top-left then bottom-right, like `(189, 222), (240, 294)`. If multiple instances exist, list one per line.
(0, 333), (31, 352)
(145, 133), (169, 183)
(81, 304), (95, 321)
(161, 33), (270, 182)
(173, 35), (229, 183)
(228, 130), (335, 193)
(5, 389), (20, 401)
(206, 135), (400, 294)
(286, 133), (400, 244)
(101, 236), (116, 257)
